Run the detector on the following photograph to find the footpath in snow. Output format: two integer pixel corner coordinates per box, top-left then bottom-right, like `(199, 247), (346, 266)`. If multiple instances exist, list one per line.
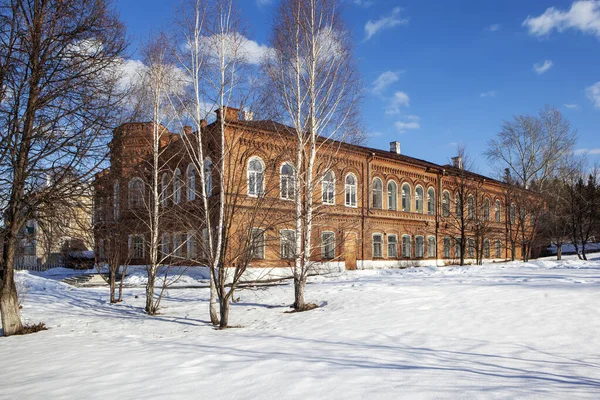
(1, 255), (600, 399)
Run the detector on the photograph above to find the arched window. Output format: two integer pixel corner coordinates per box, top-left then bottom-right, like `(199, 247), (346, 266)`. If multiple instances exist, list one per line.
(467, 195), (474, 220)
(483, 198), (490, 221)
(129, 178), (144, 208)
(161, 173), (169, 207)
(483, 240), (490, 258)
(427, 236), (436, 258)
(173, 168), (182, 204)
(456, 194), (463, 218)
(322, 170), (335, 205)
(415, 236), (424, 258)
(204, 158), (213, 197)
(187, 164), (196, 201)
(402, 235), (411, 258)
(415, 186), (424, 214)
(427, 188), (435, 215)
(495, 200), (501, 222)
(372, 178), (383, 209)
(345, 173), (357, 207)
(443, 191), (450, 217)
(401, 183), (411, 212)
(247, 157), (265, 196)
(387, 181), (398, 211)
(280, 162), (295, 200)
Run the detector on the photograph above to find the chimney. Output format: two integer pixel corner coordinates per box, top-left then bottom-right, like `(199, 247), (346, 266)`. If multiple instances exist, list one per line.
(390, 141), (401, 154)
(241, 110), (254, 121)
(452, 156), (463, 169)
(215, 106), (240, 122)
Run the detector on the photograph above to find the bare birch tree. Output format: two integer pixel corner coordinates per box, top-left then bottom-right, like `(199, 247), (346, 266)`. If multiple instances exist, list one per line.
(266, 0), (361, 311)
(0, 0), (126, 336)
(486, 106), (577, 261)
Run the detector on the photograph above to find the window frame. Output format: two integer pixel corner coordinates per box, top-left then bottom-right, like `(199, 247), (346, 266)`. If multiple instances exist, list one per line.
(173, 168), (182, 204)
(372, 178), (383, 209)
(427, 187), (435, 215)
(387, 234), (398, 258)
(280, 229), (296, 260)
(250, 227), (266, 259)
(322, 231), (336, 260)
(128, 178), (144, 209)
(427, 236), (436, 258)
(280, 162), (295, 200)
(402, 235), (411, 258)
(415, 235), (425, 258)
(387, 180), (398, 211)
(187, 164), (196, 201)
(415, 185), (424, 214)
(372, 233), (383, 258)
(401, 183), (412, 212)
(344, 173), (358, 208)
(247, 157), (265, 197)
(322, 170), (335, 205)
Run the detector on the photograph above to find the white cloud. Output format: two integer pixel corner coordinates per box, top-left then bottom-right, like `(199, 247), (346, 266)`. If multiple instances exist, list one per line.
(574, 148), (600, 155)
(523, 0), (600, 38)
(587, 81), (600, 108)
(372, 71), (400, 94)
(480, 91), (497, 98)
(116, 59), (146, 90)
(386, 91), (410, 114)
(533, 60), (553, 74)
(486, 24), (501, 32)
(194, 33), (274, 65)
(352, 0), (374, 7)
(364, 7), (409, 41)
(395, 120), (420, 133)
(564, 103), (580, 109)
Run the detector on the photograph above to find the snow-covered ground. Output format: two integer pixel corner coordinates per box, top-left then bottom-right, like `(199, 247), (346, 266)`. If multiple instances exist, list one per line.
(2, 256), (600, 399)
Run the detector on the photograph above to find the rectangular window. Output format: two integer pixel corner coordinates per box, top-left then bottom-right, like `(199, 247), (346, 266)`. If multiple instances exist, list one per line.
(129, 234), (144, 259)
(251, 228), (265, 259)
(495, 240), (502, 258)
(187, 232), (196, 259)
(201, 228), (209, 259)
(455, 239), (462, 258)
(402, 235), (411, 258)
(415, 236), (424, 258)
(322, 232), (335, 259)
(372, 233), (383, 258)
(280, 229), (296, 259)
(483, 240), (490, 258)
(468, 238), (475, 258)
(173, 233), (184, 258)
(427, 237), (436, 258)
(387, 234), (398, 258)
(161, 233), (170, 257)
(443, 237), (451, 258)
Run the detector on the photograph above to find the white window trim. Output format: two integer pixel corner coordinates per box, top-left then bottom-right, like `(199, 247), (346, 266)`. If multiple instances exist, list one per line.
(387, 180), (398, 211)
(344, 173), (358, 208)
(415, 185), (424, 214)
(247, 157), (265, 197)
(401, 183), (412, 212)
(322, 231), (336, 260)
(427, 236), (436, 258)
(415, 235), (425, 258)
(372, 178), (383, 209)
(280, 162), (295, 201)
(322, 171), (336, 205)
(387, 234), (398, 258)
(372, 233), (383, 258)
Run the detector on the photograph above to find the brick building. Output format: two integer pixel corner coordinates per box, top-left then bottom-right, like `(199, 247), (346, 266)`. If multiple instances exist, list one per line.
(94, 107), (527, 271)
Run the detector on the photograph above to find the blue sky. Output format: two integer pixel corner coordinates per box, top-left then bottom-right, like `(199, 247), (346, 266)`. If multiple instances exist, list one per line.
(116, 0), (600, 175)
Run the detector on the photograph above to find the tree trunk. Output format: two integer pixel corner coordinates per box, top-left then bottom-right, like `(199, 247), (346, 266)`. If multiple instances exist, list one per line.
(145, 271), (156, 314)
(294, 275), (306, 311)
(109, 268), (116, 303)
(582, 243), (587, 260)
(218, 295), (229, 329)
(1, 240), (23, 336)
(556, 244), (562, 261)
(209, 268), (219, 325)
